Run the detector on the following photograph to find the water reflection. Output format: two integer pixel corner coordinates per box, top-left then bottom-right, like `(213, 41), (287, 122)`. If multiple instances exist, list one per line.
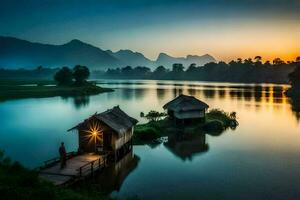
(93, 151), (140, 193)
(290, 97), (300, 121)
(61, 96), (91, 109)
(164, 133), (209, 161)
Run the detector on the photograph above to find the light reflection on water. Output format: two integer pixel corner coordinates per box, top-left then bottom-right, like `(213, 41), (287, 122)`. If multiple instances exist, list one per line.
(0, 80), (300, 200)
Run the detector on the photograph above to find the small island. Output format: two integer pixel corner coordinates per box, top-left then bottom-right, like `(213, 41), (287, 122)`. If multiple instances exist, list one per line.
(133, 95), (238, 144)
(0, 65), (113, 101)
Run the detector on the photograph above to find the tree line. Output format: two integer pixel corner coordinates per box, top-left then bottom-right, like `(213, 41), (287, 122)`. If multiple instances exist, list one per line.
(54, 65), (90, 86)
(93, 56), (300, 83)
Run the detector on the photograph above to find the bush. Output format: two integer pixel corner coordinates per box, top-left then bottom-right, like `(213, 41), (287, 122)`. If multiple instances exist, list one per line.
(206, 109), (237, 127)
(141, 110), (167, 122)
(202, 120), (224, 135)
(134, 125), (160, 141)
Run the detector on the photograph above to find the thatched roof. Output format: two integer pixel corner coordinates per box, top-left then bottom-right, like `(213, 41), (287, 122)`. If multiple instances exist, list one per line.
(68, 106), (138, 135)
(163, 94), (209, 112)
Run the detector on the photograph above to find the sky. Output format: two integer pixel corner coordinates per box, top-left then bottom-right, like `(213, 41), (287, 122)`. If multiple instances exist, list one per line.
(0, 0), (300, 62)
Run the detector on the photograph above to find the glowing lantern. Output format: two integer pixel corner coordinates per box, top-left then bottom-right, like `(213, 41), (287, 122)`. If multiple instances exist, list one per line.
(84, 120), (103, 152)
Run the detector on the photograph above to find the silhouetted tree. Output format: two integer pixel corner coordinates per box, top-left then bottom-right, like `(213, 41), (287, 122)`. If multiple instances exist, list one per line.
(264, 61), (271, 67)
(186, 63), (197, 72)
(142, 110), (167, 122)
(296, 56), (300, 63)
(254, 56), (262, 66)
(229, 60), (237, 67)
(273, 58), (285, 65)
(254, 56), (262, 62)
(244, 58), (254, 66)
(99, 56), (296, 83)
(121, 66), (133, 75)
(289, 64), (300, 87)
(73, 65), (90, 85)
(133, 66), (151, 76)
(154, 66), (167, 74)
(54, 67), (73, 85)
(172, 63), (184, 73)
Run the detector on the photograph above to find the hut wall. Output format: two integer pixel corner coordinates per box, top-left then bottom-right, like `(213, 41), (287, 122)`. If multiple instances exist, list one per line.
(78, 119), (115, 153)
(78, 130), (95, 152)
(114, 128), (133, 150)
(174, 109), (205, 119)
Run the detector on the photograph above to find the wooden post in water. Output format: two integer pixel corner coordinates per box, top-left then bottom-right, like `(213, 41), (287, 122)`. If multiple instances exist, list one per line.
(91, 161), (94, 177)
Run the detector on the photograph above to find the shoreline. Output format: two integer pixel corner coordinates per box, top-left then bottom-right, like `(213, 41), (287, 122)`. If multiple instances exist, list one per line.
(0, 80), (114, 101)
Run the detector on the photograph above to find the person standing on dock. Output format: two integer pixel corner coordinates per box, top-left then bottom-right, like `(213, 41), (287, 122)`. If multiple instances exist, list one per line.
(59, 142), (67, 169)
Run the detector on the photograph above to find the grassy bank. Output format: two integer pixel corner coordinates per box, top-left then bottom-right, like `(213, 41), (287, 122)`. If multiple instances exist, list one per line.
(133, 109), (238, 144)
(0, 151), (110, 200)
(0, 80), (113, 100)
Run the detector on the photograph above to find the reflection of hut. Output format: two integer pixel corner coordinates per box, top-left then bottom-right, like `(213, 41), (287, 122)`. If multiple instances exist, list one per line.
(164, 133), (208, 161)
(68, 106), (138, 160)
(95, 150), (140, 193)
(163, 94), (209, 124)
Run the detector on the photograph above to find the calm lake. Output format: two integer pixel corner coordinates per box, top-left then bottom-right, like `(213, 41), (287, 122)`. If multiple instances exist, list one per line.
(1, 80), (300, 200)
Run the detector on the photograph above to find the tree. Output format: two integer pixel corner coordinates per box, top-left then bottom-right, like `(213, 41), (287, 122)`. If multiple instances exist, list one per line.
(121, 66), (133, 76)
(288, 64), (300, 87)
(254, 56), (262, 66)
(133, 66), (151, 77)
(186, 63), (197, 73)
(73, 65), (90, 85)
(273, 58), (285, 65)
(237, 58), (243, 64)
(229, 112), (237, 120)
(244, 58), (254, 66)
(264, 60), (271, 67)
(54, 67), (73, 85)
(142, 110), (167, 122)
(296, 56), (300, 63)
(172, 63), (184, 73)
(154, 66), (167, 74)
(254, 56), (262, 62)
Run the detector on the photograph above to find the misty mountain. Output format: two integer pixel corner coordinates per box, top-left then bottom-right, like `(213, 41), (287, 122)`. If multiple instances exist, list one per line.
(0, 36), (120, 69)
(107, 49), (154, 67)
(0, 36), (216, 70)
(156, 53), (216, 68)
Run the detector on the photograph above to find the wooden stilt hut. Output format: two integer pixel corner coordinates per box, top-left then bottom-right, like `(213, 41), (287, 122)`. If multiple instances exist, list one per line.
(163, 94), (209, 124)
(68, 106), (138, 161)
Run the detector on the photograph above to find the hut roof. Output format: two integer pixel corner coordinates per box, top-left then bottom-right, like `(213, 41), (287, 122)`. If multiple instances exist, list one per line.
(163, 94), (209, 112)
(68, 106), (138, 135)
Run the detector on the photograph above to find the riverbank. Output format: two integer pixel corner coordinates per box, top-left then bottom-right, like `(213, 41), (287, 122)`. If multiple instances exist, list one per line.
(0, 151), (111, 200)
(0, 80), (113, 101)
(133, 109), (238, 144)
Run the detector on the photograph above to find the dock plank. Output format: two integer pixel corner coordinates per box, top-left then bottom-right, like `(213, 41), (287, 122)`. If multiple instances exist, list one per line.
(39, 153), (103, 185)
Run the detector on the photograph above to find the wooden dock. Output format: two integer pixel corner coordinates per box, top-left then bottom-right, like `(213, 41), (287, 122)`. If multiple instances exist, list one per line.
(39, 153), (107, 186)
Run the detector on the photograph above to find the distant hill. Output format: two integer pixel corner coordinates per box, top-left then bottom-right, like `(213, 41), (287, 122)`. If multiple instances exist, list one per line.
(0, 36), (216, 70)
(107, 49), (154, 67)
(0, 37), (120, 70)
(156, 53), (216, 68)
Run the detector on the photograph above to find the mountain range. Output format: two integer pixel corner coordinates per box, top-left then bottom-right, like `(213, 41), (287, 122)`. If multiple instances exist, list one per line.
(0, 36), (216, 70)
